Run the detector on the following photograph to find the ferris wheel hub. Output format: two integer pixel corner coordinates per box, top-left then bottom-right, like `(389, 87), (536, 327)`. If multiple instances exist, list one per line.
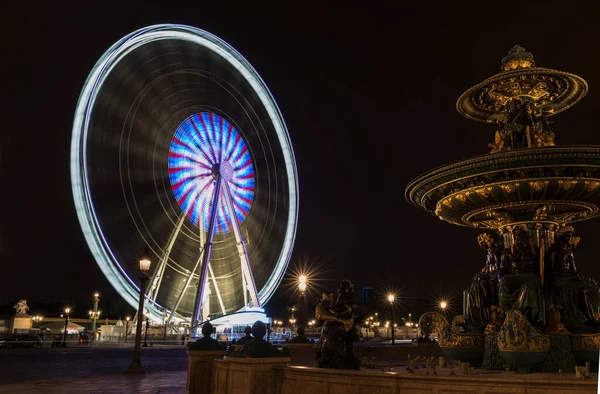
(211, 161), (234, 181)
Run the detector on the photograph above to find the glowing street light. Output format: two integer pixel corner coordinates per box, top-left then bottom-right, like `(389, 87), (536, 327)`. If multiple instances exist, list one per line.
(126, 251), (152, 373)
(61, 307), (71, 348)
(298, 274), (308, 300)
(387, 294), (395, 345)
(440, 301), (448, 311)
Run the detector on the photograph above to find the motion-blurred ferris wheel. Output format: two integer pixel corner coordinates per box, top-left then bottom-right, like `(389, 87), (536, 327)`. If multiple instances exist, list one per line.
(71, 25), (298, 329)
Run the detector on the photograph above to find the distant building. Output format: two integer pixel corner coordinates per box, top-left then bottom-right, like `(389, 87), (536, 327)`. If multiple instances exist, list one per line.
(361, 286), (376, 306)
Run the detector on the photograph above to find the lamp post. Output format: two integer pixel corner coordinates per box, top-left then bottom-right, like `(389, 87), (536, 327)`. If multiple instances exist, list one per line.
(89, 308), (101, 340)
(125, 316), (130, 342)
(297, 275), (308, 327)
(143, 310), (150, 348)
(126, 252), (151, 374)
(61, 308), (71, 348)
(91, 292), (100, 341)
(387, 294), (395, 345)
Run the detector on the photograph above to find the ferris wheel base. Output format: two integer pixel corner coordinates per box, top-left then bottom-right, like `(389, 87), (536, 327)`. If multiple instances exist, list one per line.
(192, 310), (270, 339)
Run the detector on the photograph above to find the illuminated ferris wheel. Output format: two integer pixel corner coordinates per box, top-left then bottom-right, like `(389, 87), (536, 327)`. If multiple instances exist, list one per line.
(71, 25), (298, 329)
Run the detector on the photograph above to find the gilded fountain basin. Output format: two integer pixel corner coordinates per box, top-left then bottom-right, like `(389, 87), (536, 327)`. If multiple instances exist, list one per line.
(406, 146), (600, 228)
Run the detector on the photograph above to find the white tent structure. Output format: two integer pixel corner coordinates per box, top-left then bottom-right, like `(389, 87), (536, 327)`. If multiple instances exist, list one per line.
(41, 321), (85, 335)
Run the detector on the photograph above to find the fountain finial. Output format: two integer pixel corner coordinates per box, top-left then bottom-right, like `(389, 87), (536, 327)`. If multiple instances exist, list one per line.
(501, 45), (535, 71)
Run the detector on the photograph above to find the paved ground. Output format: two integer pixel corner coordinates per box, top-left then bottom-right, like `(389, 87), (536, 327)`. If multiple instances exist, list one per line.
(0, 371), (187, 393)
(0, 342), (188, 387)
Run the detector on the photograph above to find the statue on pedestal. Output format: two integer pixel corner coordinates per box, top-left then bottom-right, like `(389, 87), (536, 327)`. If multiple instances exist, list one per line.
(315, 280), (361, 370)
(13, 299), (29, 317)
(545, 227), (600, 328)
(463, 233), (501, 327)
(497, 225), (545, 326)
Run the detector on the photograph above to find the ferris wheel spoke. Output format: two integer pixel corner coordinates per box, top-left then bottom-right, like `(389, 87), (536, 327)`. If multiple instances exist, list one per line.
(180, 121), (215, 164)
(194, 114), (218, 162)
(171, 135), (213, 167)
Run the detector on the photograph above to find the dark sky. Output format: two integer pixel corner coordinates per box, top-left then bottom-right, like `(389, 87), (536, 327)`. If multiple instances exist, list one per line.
(3, 2), (600, 318)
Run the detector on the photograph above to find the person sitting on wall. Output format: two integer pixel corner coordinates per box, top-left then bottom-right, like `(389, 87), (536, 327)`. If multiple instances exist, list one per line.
(187, 322), (225, 351)
(233, 326), (254, 345)
(288, 327), (312, 344)
(229, 321), (290, 358)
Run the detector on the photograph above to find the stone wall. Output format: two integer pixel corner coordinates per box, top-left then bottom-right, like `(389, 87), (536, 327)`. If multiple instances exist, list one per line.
(212, 357), (291, 394)
(274, 365), (598, 394)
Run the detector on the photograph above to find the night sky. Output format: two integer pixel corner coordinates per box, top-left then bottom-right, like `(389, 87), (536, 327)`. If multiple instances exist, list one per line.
(3, 2), (600, 319)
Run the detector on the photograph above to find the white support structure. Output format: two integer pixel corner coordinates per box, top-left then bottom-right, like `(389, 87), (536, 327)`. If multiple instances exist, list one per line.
(221, 180), (260, 309)
(190, 176), (222, 336)
(208, 263), (227, 316)
(188, 162), (261, 336)
(147, 213), (186, 303)
(167, 254), (202, 324)
(165, 232), (227, 324)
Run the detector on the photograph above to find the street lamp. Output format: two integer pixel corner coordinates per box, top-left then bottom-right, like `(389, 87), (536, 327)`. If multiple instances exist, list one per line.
(125, 316), (130, 342)
(440, 300), (448, 314)
(61, 308), (71, 348)
(126, 252), (152, 373)
(90, 292), (100, 341)
(387, 294), (395, 345)
(298, 275), (307, 294)
(89, 308), (101, 342)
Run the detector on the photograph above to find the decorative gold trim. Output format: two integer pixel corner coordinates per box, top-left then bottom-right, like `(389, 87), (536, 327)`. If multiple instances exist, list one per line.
(461, 200), (596, 227)
(419, 312), (484, 349)
(571, 333), (600, 351)
(498, 310), (550, 353)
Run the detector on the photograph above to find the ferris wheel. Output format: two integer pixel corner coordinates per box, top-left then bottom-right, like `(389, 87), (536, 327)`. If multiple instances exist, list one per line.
(71, 25), (298, 328)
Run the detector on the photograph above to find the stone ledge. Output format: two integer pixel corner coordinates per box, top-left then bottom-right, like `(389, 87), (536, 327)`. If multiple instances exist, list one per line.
(275, 365), (598, 394)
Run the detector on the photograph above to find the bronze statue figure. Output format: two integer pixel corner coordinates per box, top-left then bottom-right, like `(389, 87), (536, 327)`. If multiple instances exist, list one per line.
(545, 227), (600, 328)
(497, 225), (545, 326)
(463, 233), (502, 328)
(315, 280), (361, 369)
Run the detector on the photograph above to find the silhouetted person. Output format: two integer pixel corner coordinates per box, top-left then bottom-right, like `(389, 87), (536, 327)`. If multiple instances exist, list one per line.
(288, 327), (312, 343)
(187, 322), (225, 351)
(234, 326), (253, 345)
(181, 333), (185, 345)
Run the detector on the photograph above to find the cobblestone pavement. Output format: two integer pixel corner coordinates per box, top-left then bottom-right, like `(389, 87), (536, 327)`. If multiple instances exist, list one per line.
(0, 343), (188, 385)
(0, 371), (187, 393)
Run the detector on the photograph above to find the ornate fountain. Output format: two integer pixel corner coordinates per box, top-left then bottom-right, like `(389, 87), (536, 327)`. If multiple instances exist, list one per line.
(406, 46), (600, 373)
